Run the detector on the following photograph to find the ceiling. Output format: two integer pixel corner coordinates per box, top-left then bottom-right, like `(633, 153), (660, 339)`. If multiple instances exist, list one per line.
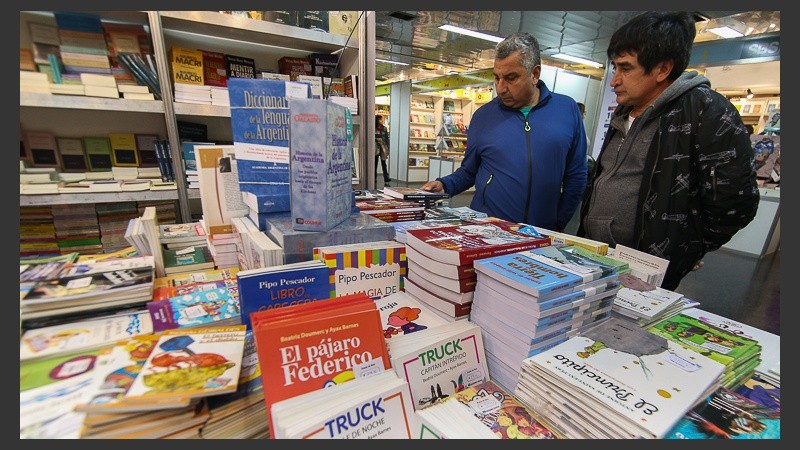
(373, 10), (781, 86)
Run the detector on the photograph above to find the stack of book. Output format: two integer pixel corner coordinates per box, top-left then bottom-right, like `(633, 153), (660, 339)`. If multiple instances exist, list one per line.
(469, 246), (622, 393)
(20, 206), (59, 258)
(402, 218), (551, 325)
(380, 186), (449, 209)
(158, 222), (207, 250)
(647, 313), (763, 389)
(390, 217), (463, 244)
(174, 82), (212, 104)
(356, 198), (425, 223)
(229, 216), (283, 271)
(80, 73), (119, 99)
(516, 318), (726, 439)
(96, 202), (140, 252)
(313, 240), (407, 300)
(52, 203), (103, 255)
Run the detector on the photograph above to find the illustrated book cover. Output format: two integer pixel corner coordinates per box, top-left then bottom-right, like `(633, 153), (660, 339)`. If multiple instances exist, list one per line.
(314, 240), (407, 299)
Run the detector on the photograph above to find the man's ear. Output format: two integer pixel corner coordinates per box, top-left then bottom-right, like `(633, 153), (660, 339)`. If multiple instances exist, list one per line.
(656, 60), (674, 83)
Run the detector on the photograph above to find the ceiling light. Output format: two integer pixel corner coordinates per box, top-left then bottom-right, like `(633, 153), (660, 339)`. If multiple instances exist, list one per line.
(708, 26), (744, 39)
(550, 53), (604, 68)
(746, 88), (754, 99)
(438, 25), (504, 43)
(376, 58), (409, 66)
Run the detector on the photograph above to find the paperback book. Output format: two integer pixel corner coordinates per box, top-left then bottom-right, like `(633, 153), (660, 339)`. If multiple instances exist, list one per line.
(374, 291), (448, 340)
(314, 240), (407, 299)
(147, 285), (241, 331)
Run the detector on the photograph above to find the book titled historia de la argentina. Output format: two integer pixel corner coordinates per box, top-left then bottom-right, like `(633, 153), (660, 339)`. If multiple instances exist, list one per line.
(289, 98), (353, 232)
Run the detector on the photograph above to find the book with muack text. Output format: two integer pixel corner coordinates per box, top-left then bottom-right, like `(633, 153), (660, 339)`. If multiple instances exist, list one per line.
(313, 240), (407, 299)
(227, 78), (311, 213)
(289, 98), (353, 231)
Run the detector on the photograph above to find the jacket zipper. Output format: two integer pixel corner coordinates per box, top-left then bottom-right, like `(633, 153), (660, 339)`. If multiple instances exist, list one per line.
(523, 116), (533, 223)
(480, 174), (493, 210)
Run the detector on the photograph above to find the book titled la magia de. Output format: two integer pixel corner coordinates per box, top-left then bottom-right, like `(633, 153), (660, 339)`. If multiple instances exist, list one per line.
(250, 293), (390, 434)
(314, 240), (407, 300)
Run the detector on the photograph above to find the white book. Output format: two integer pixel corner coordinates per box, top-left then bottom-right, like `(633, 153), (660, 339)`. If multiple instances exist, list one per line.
(122, 92), (156, 101)
(84, 84), (120, 99)
(374, 291), (448, 341)
(270, 370), (416, 439)
(609, 244), (669, 287)
(79, 73), (117, 88)
(389, 320), (489, 412)
(117, 84), (150, 94)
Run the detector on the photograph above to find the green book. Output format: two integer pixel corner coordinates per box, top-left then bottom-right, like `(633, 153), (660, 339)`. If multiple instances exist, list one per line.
(83, 136), (113, 171)
(162, 245), (214, 275)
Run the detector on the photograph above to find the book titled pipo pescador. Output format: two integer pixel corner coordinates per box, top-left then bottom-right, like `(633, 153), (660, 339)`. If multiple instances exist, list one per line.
(289, 98), (353, 232)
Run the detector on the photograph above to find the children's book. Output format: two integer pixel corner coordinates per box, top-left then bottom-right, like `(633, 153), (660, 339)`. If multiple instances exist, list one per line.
(147, 286), (241, 331)
(374, 291), (448, 340)
(314, 240), (407, 299)
(124, 325), (247, 402)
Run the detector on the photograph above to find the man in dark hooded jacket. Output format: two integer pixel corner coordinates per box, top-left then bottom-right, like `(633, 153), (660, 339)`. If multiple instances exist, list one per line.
(580, 11), (759, 290)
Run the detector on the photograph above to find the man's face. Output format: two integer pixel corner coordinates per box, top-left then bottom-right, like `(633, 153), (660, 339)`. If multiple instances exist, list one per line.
(609, 52), (665, 109)
(493, 51), (539, 109)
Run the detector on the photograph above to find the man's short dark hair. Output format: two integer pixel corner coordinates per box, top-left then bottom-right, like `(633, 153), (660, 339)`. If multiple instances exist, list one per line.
(607, 11), (696, 80)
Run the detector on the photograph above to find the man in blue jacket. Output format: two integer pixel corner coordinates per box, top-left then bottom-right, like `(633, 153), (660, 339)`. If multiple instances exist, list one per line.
(421, 32), (587, 231)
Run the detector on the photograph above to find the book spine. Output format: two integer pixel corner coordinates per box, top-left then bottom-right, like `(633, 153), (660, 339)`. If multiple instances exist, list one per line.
(162, 140), (176, 182)
(153, 139), (171, 182)
(118, 53), (161, 99)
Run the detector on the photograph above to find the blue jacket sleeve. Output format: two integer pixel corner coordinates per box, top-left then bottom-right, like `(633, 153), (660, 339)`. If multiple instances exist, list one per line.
(556, 109), (588, 229)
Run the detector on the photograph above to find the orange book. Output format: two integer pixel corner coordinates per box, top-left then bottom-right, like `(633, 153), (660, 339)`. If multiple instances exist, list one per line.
(250, 293), (390, 436)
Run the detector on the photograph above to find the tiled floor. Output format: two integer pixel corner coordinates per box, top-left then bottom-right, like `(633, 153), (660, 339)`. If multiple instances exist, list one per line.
(382, 178), (781, 337)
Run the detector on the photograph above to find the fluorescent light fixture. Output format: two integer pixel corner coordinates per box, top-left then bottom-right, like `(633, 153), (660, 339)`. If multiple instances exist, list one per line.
(438, 24), (504, 43)
(708, 26), (744, 38)
(551, 53), (604, 68)
(376, 58), (409, 66)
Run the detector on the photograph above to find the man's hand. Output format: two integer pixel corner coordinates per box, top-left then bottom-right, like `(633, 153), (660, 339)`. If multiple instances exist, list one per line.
(692, 260), (704, 271)
(421, 180), (445, 193)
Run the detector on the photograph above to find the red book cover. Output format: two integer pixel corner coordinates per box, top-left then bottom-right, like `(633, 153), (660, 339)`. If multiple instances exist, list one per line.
(356, 199), (424, 213)
(405, 219), (551, 266)
(202, 50), (227, 87)
(251, 293), (391, 436)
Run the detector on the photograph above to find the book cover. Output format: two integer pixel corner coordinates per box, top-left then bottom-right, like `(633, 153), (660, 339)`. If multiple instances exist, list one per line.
(389, 321), (489, 411)
(195, 145), (236, 229)
(225, 53), (256, 79)
(169, 46), (204, 86)
(159, 222), (207, 244)
(406, 221), (551, 266)
(613, 275), (685, 320)
(162, 245), (215, 274)
(534, 226), (610, 255)
(123, 325), (247, 402)
(520, 318), (725, 439)
(667, 386), (780, 439)
(147, 286), (240, 331)
(19, 310), (153, 362)
(202, 50), (227, 87)
(525, 245), (617, 283)
(270, 370), (415, 439)
(83, 136), (113, 171)
(152, 279), (233, 302)
(382, 186), (450, 202)
(56, 136), (88, 172)
(314, 240), (406, 299)
(610, 244), (670, 287)
(24, 131), (61, 168)
(451, 379), (557, 439)
(236, 260), (331, 330)
(473, 251), (584, 300)
(108, 132), (140, 167)
(241, 190), (292, 214)
(227, 78), (311, 211)
(289, 98), (353, 231)
(250, 293), (390, 433)
(374, 291), (448, 339)
(134, 133), (160, 167)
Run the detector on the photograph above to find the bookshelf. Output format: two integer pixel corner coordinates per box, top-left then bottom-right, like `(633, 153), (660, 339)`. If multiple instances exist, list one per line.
(19, 10), (371, 221)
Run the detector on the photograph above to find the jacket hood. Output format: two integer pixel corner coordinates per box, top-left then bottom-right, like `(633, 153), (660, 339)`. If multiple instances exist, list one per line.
(613, 71), (710, 122)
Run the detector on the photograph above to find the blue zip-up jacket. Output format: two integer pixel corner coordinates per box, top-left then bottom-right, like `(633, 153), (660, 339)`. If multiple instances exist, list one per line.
(437, 81), (588, 229)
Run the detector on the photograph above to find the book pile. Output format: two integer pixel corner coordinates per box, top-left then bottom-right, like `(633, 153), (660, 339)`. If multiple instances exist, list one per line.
(19, 255), (155, 325)
(402, 218), (551, 325)
(263, 212), (395, 264)
(80, 73), (119, 99)
(174, 82), (212, 104)
(96, 202), (140, 252)
(425, 205), (488, 221)
(390, 216), (463, 244)
(205, 224), (241, 270)
(20, 206), (59, 258)
(52, 203), (101, 254)
(356, 198), (426, 223)
(270, 370), (415, 439)
(380, 186), (449, 209)
(250, 293), (390, 436)
(469, 245), (622, 392)
(230, 216), (283, 271)
(20, 70), (52, 94)
(415, 379), (558, 439)
(516, 318), (725, 439)
(159, 222), (207, 250)
(647, 313), (763, 389)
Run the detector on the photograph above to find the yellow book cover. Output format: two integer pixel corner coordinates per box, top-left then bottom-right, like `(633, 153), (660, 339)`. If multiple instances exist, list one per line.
(169, 46), (204, 86)
(108, 132), (140, 167)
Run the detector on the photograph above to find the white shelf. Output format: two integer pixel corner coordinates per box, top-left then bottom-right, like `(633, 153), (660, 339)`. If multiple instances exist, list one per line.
(20, 190), (180, 206)
(410, 122), (436, 127)
(20, 92), (165, 113)
(410, 107), (435, 112)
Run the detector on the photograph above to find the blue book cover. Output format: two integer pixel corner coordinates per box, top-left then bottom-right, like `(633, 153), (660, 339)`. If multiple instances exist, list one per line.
(525, 245), (617, 282)
(181, 141), (213, 171)
(289, 98), (353, 232)
(227, 78), (310, 190)
(237, 261), (331, 329)
(473, 252), (584, 299)
(147, 286), (241, 332)
(241, 189), (292, 214)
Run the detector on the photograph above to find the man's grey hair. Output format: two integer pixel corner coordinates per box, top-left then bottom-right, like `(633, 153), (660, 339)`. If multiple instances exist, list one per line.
(495, 32), (541, 75)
